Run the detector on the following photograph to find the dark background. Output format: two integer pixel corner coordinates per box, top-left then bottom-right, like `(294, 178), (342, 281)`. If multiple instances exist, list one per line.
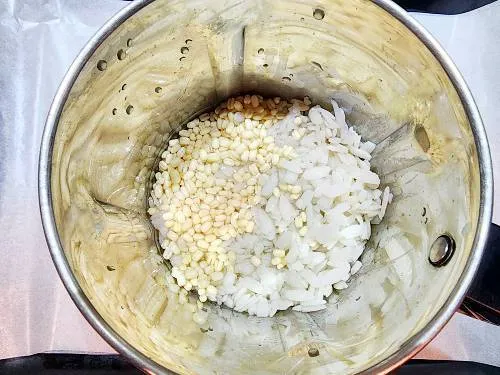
(394, 0), (495, 14)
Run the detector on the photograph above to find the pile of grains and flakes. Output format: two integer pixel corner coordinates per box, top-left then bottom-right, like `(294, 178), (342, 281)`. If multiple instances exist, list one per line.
(148, 94), (392, 322)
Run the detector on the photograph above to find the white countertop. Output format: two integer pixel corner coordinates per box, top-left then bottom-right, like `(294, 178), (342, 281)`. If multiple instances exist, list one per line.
(0, 0), (498, 367)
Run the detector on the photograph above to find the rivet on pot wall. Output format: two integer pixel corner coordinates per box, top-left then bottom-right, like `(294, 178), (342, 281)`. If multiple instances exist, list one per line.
(429, 235), (456, 267)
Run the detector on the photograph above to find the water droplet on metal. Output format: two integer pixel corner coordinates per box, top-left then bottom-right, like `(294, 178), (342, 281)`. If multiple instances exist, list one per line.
(155, 87), (162, 94)
(180, 46), (189, 54)
(126, 105), (134, 115)
(117, 49), (127, 60)
(185, 39), (192, 44)
(112, 108), (117, 115)
(122, 83), (127, 91)
(429, 235), (455, 267)
(308, 348), (319, 357)
(258, 48), (264, 55)
(127, 38), (133, 47)
(313, 8), (325, 20)
(97, 60), (107, 71)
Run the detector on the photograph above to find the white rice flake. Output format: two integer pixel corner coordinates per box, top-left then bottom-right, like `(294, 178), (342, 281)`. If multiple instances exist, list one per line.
(253, 208), (275, 241)
(201, 100), (389, 317)
(302, 166), (331, 180)
(350, 260), (362, 275)
(261, 171), (278, 197)
(379, 186), (392, 219)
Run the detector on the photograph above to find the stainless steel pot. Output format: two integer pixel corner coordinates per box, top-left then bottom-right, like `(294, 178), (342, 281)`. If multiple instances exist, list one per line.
(39, 0), (493, 373)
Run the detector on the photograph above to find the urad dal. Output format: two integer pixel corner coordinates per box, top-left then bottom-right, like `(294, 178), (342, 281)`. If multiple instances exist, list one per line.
(148, 95), (391, 319)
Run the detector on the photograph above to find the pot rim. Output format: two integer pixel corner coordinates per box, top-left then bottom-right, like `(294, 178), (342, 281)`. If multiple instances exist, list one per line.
(38, 0), (493, 374)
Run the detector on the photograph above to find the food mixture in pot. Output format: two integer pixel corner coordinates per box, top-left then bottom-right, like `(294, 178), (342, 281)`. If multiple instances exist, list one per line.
(148, 95), (391, 320)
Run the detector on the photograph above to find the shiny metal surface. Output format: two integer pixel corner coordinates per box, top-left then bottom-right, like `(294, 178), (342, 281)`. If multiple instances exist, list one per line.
(39, 3), (169, 374)
(38, 0), (493, 374)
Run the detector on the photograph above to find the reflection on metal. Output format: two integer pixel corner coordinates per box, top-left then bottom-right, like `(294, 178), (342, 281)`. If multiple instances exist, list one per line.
(38, 0), (493, 374)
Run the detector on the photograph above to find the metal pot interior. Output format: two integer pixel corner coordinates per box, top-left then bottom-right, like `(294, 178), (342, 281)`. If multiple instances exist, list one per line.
(47, 0), (482, 373)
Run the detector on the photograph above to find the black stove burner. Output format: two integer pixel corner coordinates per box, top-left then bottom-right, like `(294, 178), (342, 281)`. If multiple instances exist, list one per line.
(1, 354), (500, 374)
